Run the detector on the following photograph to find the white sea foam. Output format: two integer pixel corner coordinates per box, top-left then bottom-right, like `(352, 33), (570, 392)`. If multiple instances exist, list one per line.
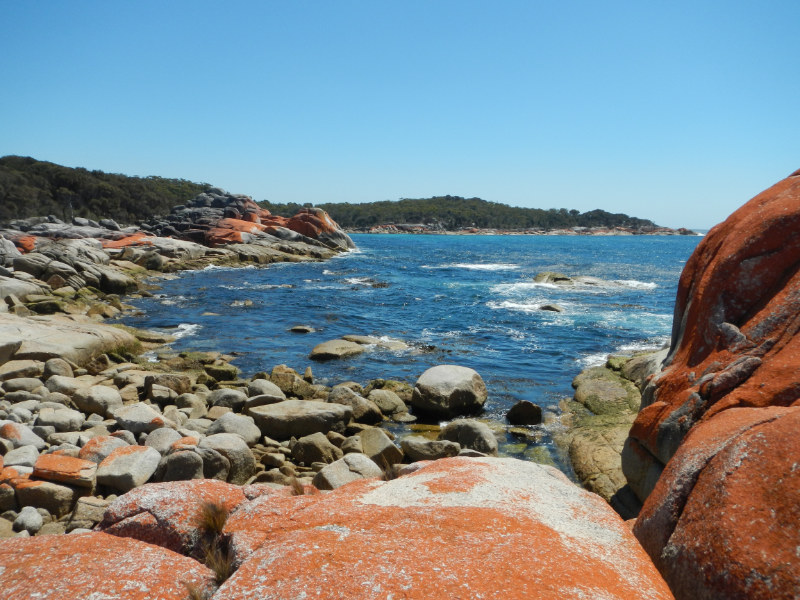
(159, 295), (188, 306)
(491, 282), (559, 294)
(578, 338), (670, 368)
(487, 300), (555, 313)
(196, 263), (255, 273)
(613, 279), (658, 290)
(173, 323), (201, 339)
(452, 263), (520, 271)
(423, 263), (520, 271)
(491, 278), (656, 295)
(344, 277), (374, 285)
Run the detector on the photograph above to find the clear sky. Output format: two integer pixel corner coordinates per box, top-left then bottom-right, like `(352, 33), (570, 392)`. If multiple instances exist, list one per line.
(1, 1), (797, 229)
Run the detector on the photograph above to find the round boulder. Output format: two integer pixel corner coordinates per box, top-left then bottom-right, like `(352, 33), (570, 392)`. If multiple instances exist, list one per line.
(438, 420), (498, 456)
(312, 453), (383, 490)
(506, 400), (543, 426)
(207, 388), (247, 412)
(411, 365), (488, 417)
(205, 412), (262, 447)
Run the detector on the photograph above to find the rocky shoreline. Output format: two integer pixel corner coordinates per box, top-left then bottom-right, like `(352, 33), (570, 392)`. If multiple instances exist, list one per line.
(349, 224), (699, 236)
(0, 190), (547, 540)
(1, 172), (798, 599)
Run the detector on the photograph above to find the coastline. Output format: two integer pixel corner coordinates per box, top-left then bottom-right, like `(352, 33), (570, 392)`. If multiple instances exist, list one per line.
(345, 225), (700, 236)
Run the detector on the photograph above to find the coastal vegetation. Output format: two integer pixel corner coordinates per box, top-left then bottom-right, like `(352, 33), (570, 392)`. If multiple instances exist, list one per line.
(1, 156), (661, 231)
(0, 155), (209, 224)
(260, 196), (660, 231)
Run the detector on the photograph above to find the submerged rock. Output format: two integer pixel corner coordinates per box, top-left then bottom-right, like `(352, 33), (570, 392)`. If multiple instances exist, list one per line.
(309, 338), (365, 360)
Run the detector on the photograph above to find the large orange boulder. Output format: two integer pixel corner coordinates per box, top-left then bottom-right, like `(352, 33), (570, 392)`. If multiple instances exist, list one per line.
(633, 406), (800, 599)
(623, 169), (800, 500)
(620, 170), (800, 599)
(219, 457), (673, 599)
(0, 531), (216, 599)
(285, 207), (355, 250)
(97, 478), (252, 557)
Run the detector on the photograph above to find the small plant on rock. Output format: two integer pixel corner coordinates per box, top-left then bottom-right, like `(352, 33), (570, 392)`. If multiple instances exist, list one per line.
(196, 500), (229, 535)
(182, 581), (211, 600)
(379, 455), (397, 481)
(289, 476), (306, 496)
(194, 500), (234, 585)
(203, 537), (236, 584)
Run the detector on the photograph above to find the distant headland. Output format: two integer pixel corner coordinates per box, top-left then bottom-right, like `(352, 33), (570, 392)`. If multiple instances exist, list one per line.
(1, 156), (695, 235)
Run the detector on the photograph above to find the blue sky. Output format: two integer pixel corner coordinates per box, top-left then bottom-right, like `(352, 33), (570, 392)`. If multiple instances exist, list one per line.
(1, 1), (797, 229)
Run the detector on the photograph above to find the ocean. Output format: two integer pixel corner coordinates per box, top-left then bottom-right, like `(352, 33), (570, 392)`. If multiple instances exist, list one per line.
(120, 233), (702, 474)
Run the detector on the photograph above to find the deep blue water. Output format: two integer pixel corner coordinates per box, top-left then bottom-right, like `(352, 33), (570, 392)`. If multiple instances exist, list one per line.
(120, 233), (701, 471)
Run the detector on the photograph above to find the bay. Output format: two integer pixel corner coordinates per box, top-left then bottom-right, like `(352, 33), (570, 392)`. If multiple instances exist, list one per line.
(120, 233), (702, 473)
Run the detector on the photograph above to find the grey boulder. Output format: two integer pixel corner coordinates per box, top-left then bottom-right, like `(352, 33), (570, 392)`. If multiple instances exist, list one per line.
(248, 399), (352, 440)
(144, 427), (184, 455)
(438, 419), (498, 456)
(411, 365), (488, 417)
(198, 433), (255, 485)
(312, 453), (383, 490)
(205, 412), (261, 447)
(36, 406), (85, 432)
(328, 386), (383, 424)
(400, 436), (461, 462)
(290, 431), (343, 466)
(96, 446), (161, 493)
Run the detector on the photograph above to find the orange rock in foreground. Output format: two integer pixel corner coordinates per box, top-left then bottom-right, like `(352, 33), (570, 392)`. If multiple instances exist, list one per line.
(623, 170), (800, 500)
(220, 457), (674, 599)
(0, 531), (216, 600)
(622, 170), (800, 599)
(634, 406), (800, 599)
(98, 478), (253, 557)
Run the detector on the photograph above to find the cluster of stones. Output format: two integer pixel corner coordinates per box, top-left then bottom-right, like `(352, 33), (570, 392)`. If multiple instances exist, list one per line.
(557, 348), (667, 518)
(0, 230), (344, 327)
(0, 329), (516, 540)
(0, 187), (356, 326)
(141, 187), (355, 252)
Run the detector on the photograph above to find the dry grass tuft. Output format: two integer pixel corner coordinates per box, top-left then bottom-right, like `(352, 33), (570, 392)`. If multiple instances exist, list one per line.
(289, 476), (305, 496)
(379, 455), (397, 481)
(203, 538), (235, 584)
(196, 500), (229, 535)
(182, 581), (210, 600)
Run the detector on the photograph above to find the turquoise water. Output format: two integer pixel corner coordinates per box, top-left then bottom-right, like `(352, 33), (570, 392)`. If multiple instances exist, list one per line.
(120, 233), (701, 470)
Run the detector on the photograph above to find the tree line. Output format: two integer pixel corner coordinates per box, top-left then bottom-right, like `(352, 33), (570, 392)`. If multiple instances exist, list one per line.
(0, 155), (210, 225)
(261, 196), (659, 231)
(1, 156), (660, 231)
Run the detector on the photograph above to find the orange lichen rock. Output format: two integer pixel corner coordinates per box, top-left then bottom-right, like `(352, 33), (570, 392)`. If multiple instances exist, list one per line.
(97, 479), (252, 557)
(218, 457), (673, 599)
(32, 453), (97, 488)
(100, 232), (155, 248)
(634, 406), (800, 599)
(624, 169), (800, 500)
(11, 234), (37, 253)
(621, 169), (800, 600)
(0, 532), (216, 600)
